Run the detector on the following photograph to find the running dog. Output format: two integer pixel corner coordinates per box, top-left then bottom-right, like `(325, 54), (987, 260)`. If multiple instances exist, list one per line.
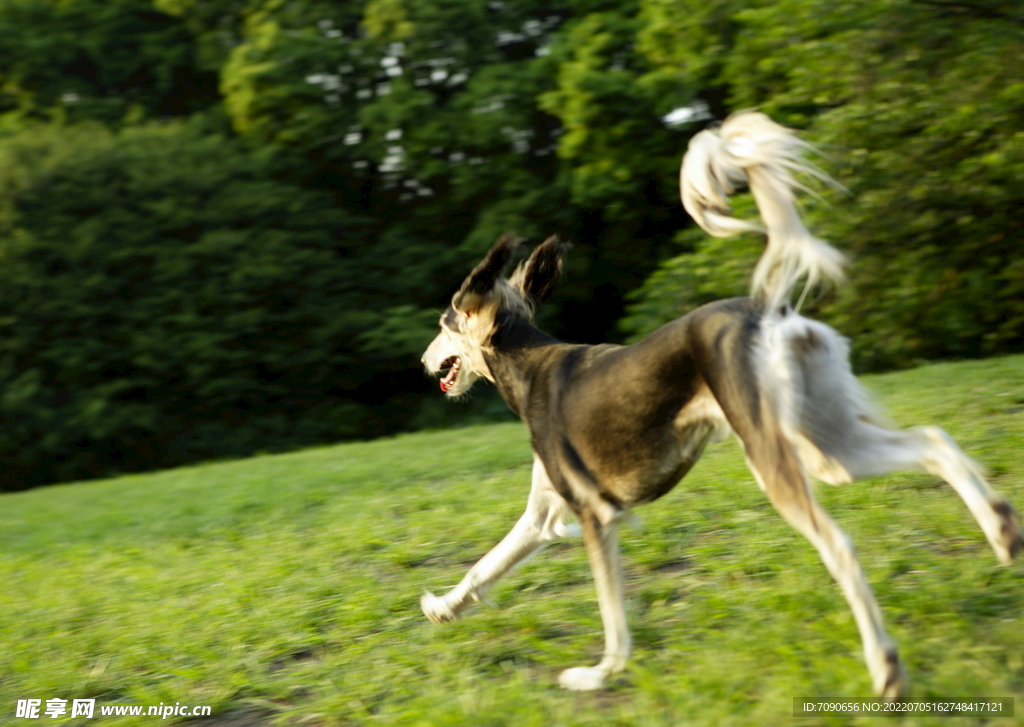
(419, 112), (1022, 698)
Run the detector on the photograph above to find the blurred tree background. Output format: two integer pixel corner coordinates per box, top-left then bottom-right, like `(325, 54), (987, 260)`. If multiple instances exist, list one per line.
(0, 0), (1021, 489)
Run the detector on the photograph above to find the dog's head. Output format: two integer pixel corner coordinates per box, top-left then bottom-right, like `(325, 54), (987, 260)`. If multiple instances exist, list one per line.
(422, 233), (569, 397)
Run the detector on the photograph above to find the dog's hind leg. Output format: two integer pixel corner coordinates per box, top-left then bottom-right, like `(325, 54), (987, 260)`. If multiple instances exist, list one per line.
(558, 511), (630, 691)
(719, 374), (907, 702)
(815, 423), (1023, 566)
(421, 455), (577, 623)
(775, 314), (1021, 565)
(743, 441), (907, 700)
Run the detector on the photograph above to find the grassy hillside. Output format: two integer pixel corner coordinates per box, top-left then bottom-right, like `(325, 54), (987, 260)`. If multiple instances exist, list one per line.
(3, 355), (1024, 726)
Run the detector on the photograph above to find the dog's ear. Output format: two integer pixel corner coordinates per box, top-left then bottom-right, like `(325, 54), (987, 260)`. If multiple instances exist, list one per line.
(511, 235), (571, 303)
(452, 233), (521, 313)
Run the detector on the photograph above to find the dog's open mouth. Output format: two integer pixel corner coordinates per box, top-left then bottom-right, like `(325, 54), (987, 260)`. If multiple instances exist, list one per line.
(439, 356), (461, 392)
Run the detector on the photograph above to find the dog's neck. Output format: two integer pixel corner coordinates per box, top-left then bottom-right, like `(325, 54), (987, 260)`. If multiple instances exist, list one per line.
(484, 311), (568, 419)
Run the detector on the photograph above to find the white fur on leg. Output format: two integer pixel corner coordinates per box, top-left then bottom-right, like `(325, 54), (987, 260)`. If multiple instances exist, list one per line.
(420, 456), (574, 624)
(761, 311), (1022, 566)
(557, 516), (631, 691)
(803, 515), (906, 699)
(810, 414), (1023, 567)
(746, 458), (906, 700)
(919, 427), (1022, 565)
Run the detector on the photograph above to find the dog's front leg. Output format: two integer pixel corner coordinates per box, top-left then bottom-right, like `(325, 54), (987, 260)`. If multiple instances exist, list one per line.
(421, 456), (576, 623)
(558, 510), (631, 691)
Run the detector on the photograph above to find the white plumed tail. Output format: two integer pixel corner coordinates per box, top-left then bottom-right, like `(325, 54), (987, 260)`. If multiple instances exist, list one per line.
(680, 111), (845, 310)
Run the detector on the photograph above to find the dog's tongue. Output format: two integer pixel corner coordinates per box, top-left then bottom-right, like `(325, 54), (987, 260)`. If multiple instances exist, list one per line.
(440, 365), (458, 392)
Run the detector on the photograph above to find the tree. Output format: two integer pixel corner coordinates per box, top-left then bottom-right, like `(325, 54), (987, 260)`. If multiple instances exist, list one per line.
(3, 0), (1020, 487)
(216, 0), (695, 344)
(624, 0), (1024, 370)
(0, 120), (436, 489)
(0, 0), (220, 125)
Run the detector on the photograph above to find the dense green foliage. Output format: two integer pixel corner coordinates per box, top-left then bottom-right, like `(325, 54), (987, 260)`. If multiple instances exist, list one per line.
(623, 0), (1024, 370)
(0, 0), (1022, 488)
(0, 121), (393, 485)
(2, 357), (1023, 724)
(0, 0), (220, 124)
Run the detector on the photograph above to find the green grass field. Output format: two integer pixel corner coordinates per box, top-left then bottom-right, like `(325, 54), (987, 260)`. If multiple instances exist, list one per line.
(3, 356), (1024, 726)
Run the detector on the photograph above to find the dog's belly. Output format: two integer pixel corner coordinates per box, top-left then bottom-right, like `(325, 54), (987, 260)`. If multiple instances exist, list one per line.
(553, 375), (732, 508)
(604, 420), (722, 505)
(567, 413), (727, 508)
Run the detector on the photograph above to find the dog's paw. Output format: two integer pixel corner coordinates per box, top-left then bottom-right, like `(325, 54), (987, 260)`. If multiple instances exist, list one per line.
(558, 666), (607, 691)
(990, 499), (1022, 566)
(420, 591), (457, 624)
(875, 649), (909, 702)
